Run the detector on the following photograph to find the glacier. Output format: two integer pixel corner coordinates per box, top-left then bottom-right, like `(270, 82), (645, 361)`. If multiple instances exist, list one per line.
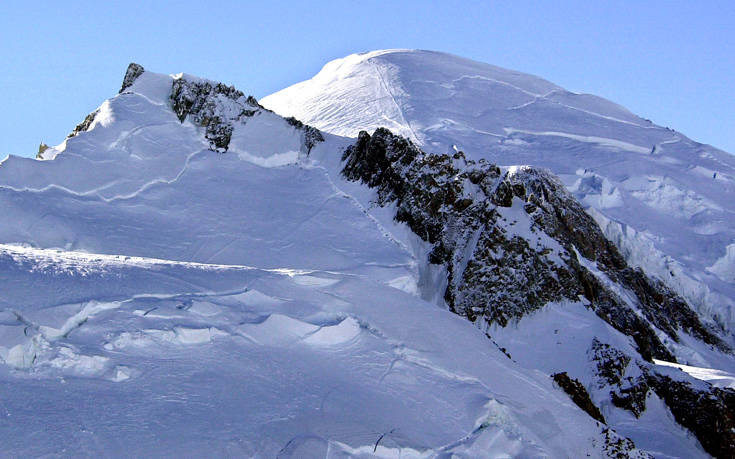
(0, 56), (733, 457)
(263, 49), (735, 338)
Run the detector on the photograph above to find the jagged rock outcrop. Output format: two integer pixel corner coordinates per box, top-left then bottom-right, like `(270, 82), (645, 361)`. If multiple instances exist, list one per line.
(600, 428), (652, 459)
(551, 372), (606, 424)
(645, 372), (735, 458)
(169, 77), (257, 152)
(610, 376), (650, 418)
(285, 116), (325, 154)
(66, 109), (99, 138)
(119, 63), (145, 93)
(587, 338), (735, 457)
(65, 65), (327, 156)
(589, 339), (631, 388)
(342, 128), (735, 457)
(169, 77), (324, 154)
(36, 142), (49, 160)
(341, 128), (725, 362)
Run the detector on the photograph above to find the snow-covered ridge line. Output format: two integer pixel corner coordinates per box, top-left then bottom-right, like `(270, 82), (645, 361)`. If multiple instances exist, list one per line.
(263, 48), (735, 340)
(340, 127), (735, 457)
(2, 148), (208, 202)
(341, 128), (726, 356)
(0, 243), (321, 277)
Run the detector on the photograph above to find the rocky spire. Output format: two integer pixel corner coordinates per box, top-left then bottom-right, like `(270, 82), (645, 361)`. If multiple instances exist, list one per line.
(119, 63), (145, 94)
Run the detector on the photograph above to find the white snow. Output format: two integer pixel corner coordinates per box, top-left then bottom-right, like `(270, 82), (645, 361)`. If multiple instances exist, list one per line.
(503, 128), (652, 154)
(708, 243), (735, 283)
(263, 49), (735, 336)
(302, 317), (361, 346)
(0, 242), (625, 457)
(653, 359), (735, 389)
(0, 56), (727, 457)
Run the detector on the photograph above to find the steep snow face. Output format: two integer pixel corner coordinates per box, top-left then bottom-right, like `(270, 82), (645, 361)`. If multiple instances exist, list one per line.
(262, 49), (735, 335)
(338, 129), (735, 458)
(1, 244), (639, 457)
(0, 68), (406, 276)
(0, 65), (651, 457)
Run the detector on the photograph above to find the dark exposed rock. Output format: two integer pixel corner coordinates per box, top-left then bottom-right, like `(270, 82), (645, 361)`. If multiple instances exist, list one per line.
(551, 372), (606, 424)
(610, 376), (649, 418)
(285, 117), (324, 154)
(589, 339), (631, 388)
(590, 342), (735, 456)
(340, 128), (722, 361)
(36, 143), (49, 160)
(619, 269), (725, 349)
(169, 78), (259, 152)
(587, 336), (734, 454)
(578, 270), (676, 362)
(500, 167), (728, 356)
(171, 79), (248, 123)
(587, 340), (650, 418)
(601, 428), (651, 458)
(167, 77), (324, 155)
(645, 372), (735, 458)
(342, 128), (735, 454)
(67, 110), (99, 138)
(119, 63), (145, 93)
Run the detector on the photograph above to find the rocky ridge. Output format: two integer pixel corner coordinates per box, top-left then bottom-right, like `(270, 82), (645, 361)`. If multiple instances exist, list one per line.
(341, 129), (725, 358)
(341, 128), (734, 457)
(168, 71), (323, 154)
(262, 49), (735, 341)
(108, 63), (327, 155)
(589, 339), (735, 457)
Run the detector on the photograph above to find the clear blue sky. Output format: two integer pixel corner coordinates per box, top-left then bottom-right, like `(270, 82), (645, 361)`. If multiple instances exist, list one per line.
(2, 1), (734, 157)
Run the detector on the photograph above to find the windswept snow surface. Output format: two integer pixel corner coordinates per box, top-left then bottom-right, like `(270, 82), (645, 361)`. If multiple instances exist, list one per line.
(0, 248), (619, 457)
(0, 68), (645, 456)
(263, 49), (735, 337)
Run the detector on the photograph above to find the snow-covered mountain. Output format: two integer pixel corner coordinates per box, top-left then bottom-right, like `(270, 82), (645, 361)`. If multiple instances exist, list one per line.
(263, 49), (735, 340)
(0, 58), (733, 457)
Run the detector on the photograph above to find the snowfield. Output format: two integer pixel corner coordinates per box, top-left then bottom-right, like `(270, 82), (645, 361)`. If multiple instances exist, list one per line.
(0, 55), (732, 457)
(0, 243), (635, 457)
(0, 67), (643, 457)
(263, 49), (735, 338)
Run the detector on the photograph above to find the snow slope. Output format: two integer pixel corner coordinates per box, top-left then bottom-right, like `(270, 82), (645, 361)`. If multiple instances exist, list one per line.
(0, 70), (406, 277)
(4, 60), (735, 456)
(262, 49), (735, 337)
(335, 127), (735, 458)
(0, 66), (657, 457)
(2, 244), (635, 457)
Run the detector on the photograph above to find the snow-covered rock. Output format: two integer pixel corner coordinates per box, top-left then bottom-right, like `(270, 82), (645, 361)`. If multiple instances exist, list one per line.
(340, 128), (735, 457)
(0, 60), (733, 457)
(263, 49), (735, 337)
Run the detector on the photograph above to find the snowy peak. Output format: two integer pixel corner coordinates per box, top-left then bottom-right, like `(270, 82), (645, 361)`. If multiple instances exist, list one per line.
(34, 63), (324, 165)
(0, 62), (657, 457)
(263, 48), (735, 340)
(262, 49), (644, 148)
(2, 56), (735, 457)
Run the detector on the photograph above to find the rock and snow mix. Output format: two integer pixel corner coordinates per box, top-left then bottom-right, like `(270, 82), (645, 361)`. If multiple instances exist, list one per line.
(264, 49), (735, 336)
(0, 56), (733, 457)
